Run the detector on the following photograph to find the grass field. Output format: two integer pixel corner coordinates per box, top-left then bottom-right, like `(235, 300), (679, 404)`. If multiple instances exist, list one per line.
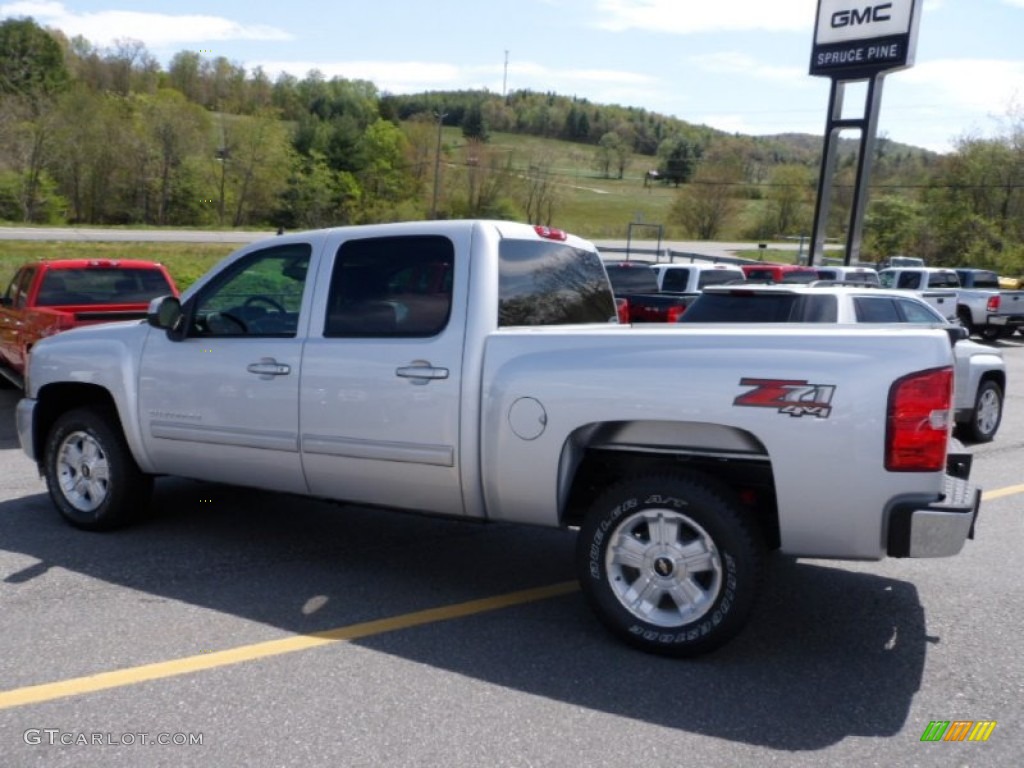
(450, 128), (773, 240)
(0, 241), (235, 293)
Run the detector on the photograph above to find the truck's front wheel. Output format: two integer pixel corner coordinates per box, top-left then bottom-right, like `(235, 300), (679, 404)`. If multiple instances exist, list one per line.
(963, 379), (1003, 443)
(43, 407), (152, 530)
(576, 473), (762, 657)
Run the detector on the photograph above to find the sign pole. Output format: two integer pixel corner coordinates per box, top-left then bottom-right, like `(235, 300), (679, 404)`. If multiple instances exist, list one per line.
(808, 0), (921, 266)
(845, 74), (885, 264)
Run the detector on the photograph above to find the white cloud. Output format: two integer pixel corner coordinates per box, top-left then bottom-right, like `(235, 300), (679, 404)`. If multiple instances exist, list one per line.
(594, 0), (814, 34)
(900, 58), (1024, 114)
(690, 52), (806, 82)
(0, 1), (291, 46)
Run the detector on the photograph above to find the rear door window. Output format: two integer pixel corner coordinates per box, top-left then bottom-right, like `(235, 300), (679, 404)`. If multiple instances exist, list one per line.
(660, 268), (691, 292)
(325, 235), (454, 338)
(853, 297), (901, 322)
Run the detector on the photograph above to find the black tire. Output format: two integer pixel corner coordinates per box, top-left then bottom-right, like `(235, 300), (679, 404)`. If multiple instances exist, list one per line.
(957, 309), (975, 336)
(978, 325), (1003, 341)
(576, 472), (762, 657)
(962, 380), (1003, 443)
(43, 406), (153, 530)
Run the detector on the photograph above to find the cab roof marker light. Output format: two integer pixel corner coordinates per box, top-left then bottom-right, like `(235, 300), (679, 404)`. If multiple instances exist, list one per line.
(534, 226), (567, 241)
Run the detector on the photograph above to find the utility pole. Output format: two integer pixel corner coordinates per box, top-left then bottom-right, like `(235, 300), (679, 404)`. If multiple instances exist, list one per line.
(503, 50), (509, 97)
(430, 110), (447, 219)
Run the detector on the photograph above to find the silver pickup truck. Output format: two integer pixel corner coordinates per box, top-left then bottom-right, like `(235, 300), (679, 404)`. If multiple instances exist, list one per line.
(880, 266), (1024, 339)
(955, 268), (1024, 340)
(16, 220), (981, 657)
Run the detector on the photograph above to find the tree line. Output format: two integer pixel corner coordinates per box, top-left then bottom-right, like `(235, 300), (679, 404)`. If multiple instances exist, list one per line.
(0, 16), (1021, 272)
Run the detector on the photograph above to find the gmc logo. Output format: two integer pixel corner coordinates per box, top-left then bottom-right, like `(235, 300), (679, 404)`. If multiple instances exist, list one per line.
(831, 3), (892, 28)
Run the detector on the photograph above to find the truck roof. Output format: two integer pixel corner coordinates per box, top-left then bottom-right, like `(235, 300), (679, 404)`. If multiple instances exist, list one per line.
(33, 259), (170, 270)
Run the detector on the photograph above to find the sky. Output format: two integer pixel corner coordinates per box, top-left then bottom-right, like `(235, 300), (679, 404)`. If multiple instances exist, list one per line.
(2, 0), (1022, 154)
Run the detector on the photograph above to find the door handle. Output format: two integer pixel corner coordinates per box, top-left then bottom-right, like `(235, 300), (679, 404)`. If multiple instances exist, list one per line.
(247, 358), (291, 377)
(396, 361), (449, 384)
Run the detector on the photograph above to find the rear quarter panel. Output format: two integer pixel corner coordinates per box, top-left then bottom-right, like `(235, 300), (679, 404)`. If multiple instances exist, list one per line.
(479, 325), (955, 560)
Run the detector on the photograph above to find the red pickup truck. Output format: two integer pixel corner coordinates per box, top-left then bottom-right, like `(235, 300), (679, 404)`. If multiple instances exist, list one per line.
(0, 259), (178, 387)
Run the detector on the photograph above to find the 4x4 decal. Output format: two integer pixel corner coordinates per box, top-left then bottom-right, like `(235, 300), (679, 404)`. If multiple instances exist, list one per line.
(734, 378), (836, 418)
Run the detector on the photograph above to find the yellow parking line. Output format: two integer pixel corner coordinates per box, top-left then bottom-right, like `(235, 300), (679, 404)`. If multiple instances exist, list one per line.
(2, 482), (1022, 712)
(0, 580), (579, 711)
(982, 484), (1024, 502)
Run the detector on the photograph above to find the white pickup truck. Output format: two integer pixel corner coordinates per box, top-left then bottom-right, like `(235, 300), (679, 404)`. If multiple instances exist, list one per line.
(650, 262), (745, 293)
(16, 220), (981, 657)
(879, 266), (1024, 339)
(877, 267), (960, 322)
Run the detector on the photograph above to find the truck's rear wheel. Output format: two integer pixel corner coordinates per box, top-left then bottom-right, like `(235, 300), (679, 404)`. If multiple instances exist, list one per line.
(978, 325), (1003, 341)
(43, 407), (152, 530)
(576, 472), (762, 657)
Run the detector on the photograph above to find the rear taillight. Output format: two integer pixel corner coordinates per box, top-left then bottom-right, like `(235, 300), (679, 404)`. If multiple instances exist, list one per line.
(615, 298), (630, 324)
(666, 304), (686, 322)
(986, 295), (1000, 312)
(886, 367), (953, 472)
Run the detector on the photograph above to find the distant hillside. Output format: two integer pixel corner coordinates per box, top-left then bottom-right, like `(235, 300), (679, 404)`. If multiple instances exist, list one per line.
(762, 132), (939, 161)
(383, 89), (941, 164)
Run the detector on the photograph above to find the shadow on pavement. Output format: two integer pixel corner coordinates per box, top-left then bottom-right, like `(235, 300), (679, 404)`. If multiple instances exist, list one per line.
(0, 476), (927, 750)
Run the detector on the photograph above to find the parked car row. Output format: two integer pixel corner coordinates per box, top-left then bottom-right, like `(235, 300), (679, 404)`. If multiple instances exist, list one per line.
(676, 283), (1007, 442)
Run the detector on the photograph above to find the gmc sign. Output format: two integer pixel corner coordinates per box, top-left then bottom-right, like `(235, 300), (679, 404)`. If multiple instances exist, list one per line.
(831, 4), (892, 28)
(810, 0), (921, 77)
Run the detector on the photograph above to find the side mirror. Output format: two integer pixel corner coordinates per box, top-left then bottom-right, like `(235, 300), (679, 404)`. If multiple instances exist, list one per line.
(147, 295), (184, 337)
(945, 324), (969, 345)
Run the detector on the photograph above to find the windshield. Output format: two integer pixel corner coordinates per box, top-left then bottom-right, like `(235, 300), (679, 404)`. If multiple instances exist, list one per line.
(36, 268), (174, 306)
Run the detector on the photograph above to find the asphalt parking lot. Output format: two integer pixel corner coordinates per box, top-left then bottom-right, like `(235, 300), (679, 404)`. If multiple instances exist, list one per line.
(1, 336), (1022, 767)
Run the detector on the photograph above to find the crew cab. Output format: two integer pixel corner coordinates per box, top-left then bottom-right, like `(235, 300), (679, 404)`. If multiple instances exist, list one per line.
(876, 267), (959, 322)
(602, 261), (693, 322)
(814, 265), (880, 285)
(650, 262), (745, 293)
(679, 283), (1006, 442)
(0, 259), (179, 387)
(953, 268), (1024, 340)
(17, 220), (981, 657)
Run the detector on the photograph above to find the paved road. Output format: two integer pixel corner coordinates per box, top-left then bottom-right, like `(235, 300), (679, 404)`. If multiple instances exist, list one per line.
(0, 226), (838, 262)
(0, 339), (1021, 767)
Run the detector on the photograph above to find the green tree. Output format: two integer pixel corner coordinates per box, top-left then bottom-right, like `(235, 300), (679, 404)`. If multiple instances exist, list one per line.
(278, 151), (360, 229)
(0, 17), (69, 98)
(357, 118), (417, 220)
(217, 111), (294, 226)
(461, 102), (489, 142)
(863, 195), (922, 260)
(657, 135), (702, 186)
(139, 89), (211, 224)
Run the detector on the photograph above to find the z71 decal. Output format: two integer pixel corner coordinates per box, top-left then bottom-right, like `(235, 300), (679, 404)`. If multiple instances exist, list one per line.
(733, 378), (836, 418)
